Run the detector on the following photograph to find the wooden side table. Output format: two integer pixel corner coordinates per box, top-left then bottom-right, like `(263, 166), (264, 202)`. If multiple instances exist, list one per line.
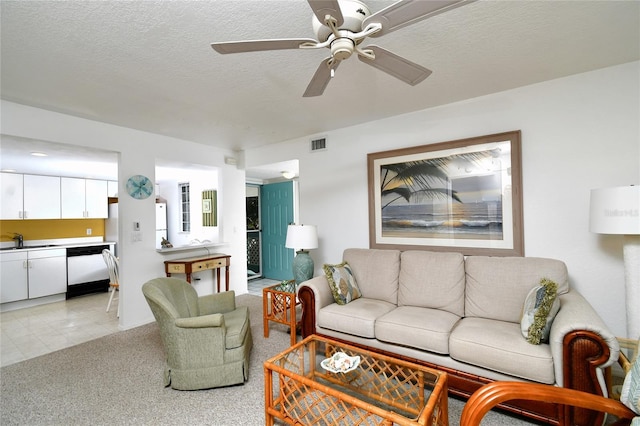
(164, 254), (230, 292)
(263, 280), (299, 346)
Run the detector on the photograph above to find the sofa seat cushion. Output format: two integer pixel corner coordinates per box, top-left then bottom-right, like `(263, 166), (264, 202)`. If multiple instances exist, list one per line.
(449, 317), (555, 384)
(375, 306), (461, 355)
(318, 298), (396, 338)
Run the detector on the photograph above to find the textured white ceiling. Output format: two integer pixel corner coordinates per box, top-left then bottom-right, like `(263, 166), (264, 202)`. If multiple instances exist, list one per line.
(1, 0), (639, 168)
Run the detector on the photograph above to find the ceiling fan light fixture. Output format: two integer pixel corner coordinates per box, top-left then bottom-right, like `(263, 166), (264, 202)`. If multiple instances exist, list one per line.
(331, 37), (355, 60)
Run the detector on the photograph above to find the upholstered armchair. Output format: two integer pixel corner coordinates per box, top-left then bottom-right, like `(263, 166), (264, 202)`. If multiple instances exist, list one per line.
(142, 277), (252, 390)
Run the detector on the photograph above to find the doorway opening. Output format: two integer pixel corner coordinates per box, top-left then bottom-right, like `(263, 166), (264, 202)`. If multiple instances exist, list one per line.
(246, 184), (261, 280)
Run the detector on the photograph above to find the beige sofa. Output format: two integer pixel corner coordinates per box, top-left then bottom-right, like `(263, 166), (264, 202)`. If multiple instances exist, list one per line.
(298, 248), (620, 425)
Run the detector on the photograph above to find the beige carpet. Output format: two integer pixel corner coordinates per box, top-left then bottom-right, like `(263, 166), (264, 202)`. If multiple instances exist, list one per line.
(0, 294), (539, 425)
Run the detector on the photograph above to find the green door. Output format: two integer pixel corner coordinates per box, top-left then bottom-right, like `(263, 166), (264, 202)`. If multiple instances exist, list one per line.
(260, 181), (294, 280)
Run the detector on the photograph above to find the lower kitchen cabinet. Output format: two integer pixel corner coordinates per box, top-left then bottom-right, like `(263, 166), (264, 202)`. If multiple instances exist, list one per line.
(0, 251), (28, 303)
(28, 249), (67, 299)
(0, 248), (67, 303)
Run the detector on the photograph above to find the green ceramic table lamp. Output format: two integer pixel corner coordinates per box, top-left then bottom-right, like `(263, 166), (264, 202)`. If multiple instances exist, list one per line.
(285, 224), (318, 284)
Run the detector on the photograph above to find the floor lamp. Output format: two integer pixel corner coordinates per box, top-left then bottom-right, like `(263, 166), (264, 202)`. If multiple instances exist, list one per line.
(285, 224), (318, 284)
(590, 185), (640, 340)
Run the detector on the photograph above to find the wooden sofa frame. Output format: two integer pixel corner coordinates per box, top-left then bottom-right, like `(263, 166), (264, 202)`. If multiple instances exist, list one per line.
(460, 381), (635, 426)
(299, 287), (614, 426)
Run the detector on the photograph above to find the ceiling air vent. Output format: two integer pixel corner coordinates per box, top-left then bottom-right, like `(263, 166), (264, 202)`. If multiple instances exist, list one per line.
(311, 137), (327, 152)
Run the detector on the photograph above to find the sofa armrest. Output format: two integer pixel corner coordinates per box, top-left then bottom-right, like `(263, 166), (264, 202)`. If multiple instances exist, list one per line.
(298, 276), (334, 338)
(550, 290), (621, 426)
(550, 291), (620, 388)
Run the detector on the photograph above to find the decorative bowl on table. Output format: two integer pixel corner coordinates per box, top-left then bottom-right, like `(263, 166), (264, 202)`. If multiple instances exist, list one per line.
(321, 352), (360, 373)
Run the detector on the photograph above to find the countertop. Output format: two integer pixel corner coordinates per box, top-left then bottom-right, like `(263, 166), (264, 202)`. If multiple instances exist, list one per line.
(0, 240), (116, 252)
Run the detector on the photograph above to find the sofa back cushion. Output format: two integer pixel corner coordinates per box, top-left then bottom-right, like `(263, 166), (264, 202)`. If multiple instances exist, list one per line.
(464, 256), (569, 323)
(398, 250), (465, 317)
(343, 248), (400, 305)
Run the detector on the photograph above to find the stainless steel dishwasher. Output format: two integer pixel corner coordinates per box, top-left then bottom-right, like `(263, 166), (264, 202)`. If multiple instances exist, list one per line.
(66, 244), (112, 299)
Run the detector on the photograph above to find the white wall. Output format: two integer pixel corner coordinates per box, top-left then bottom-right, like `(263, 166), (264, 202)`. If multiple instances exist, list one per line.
(156, 167), (220, 248)
(1, 101), (248, 330)
(245, 61), (640, 337)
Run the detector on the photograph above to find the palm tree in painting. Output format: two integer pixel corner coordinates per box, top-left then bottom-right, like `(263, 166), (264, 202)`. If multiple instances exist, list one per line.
(380, 151), (491, 210)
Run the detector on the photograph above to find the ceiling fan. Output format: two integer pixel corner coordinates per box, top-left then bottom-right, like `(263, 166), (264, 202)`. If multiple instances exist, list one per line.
(211, 0), (474, 97)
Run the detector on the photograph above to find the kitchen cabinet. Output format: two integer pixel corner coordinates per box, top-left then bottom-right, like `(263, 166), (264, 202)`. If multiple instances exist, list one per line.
(0, 173), (23, 219)
(0, 251), (28, 303)
(107, 180), (118, 197)
(61, 177), (108, 218)
(28, 249), (67, 299)
(0, 173), (60, 219)
(24, 174), (62, 219)
(0, 248), (67, 303)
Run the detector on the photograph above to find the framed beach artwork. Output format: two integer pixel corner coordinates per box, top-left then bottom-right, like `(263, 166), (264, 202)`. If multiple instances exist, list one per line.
(367, 131), (524, 256)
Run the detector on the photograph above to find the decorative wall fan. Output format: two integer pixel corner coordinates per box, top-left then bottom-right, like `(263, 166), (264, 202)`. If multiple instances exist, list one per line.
(211, 0), (474, 97)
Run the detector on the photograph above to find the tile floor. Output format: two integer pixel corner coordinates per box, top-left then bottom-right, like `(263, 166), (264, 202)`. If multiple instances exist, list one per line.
(247, 277), (280, 296)
(1, 291), (120, 367)
(1, 278), (280, 368)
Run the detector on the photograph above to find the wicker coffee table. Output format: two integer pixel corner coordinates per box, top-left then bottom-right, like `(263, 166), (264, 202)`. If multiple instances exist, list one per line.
(264, 335), (448, 425)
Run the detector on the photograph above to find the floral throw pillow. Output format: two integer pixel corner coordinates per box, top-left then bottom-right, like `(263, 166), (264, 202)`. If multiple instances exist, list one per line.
(323, 262), (361, 305)
(520, 278), (561, 345)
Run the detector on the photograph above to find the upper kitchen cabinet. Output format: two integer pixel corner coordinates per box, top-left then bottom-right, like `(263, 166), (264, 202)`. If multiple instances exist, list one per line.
(107, 181), (118, 197)
(25, 175), (62, 219)
(0, 173), (61, 219)
(0, 172), (24, 219)
(61, 177), (108, 218)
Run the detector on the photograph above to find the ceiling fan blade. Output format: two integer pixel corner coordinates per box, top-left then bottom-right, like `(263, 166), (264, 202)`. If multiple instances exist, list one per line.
(211, 38), (318, 54)
(363, 0), (474, 37)
(303, 58), (340, 97)
(358, 45), (431, 86)
(307, 0), (344, 26)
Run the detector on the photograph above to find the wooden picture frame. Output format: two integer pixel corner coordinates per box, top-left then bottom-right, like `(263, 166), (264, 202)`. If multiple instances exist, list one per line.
(367, 131), (523, 256)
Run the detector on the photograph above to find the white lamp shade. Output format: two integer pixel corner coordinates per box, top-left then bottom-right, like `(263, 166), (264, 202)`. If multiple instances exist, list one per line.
(285, 224), (318, 250)
(589, 185), (640, 235)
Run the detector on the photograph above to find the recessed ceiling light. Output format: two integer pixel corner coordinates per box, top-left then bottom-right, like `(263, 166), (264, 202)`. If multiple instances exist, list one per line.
(30, 151), (48, 157)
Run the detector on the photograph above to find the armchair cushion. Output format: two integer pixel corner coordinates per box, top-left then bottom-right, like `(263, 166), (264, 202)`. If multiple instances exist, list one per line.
(222, 305), (250, 349)
(198, 290), (236, 315)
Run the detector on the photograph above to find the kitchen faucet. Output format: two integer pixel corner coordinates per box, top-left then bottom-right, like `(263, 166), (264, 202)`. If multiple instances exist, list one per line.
(13, 233), (24, 249)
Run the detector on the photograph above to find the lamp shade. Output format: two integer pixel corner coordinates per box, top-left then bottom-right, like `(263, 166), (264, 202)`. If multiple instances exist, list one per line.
(285, 224), (318, 250)
(589, 185), (640, 235)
